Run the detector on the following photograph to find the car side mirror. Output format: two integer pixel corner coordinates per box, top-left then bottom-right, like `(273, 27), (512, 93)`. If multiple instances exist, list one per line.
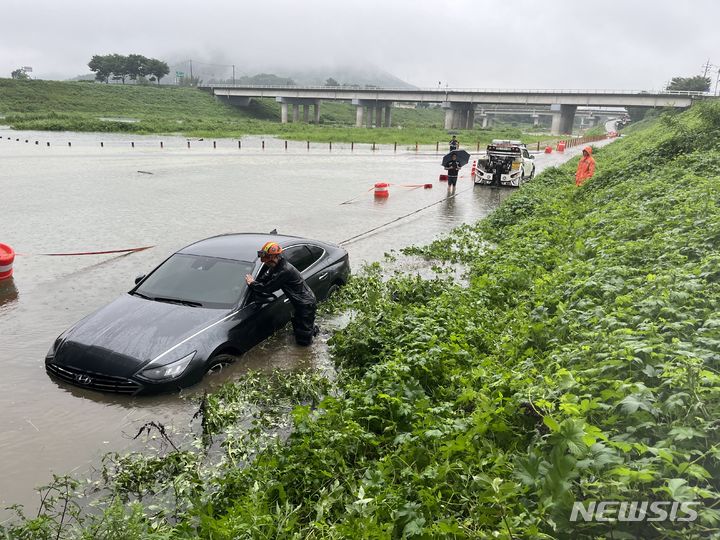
(134, 274), (146, 285)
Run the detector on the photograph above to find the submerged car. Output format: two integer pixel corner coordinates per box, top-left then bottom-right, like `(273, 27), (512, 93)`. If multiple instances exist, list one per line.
(45, 233), (350, 395)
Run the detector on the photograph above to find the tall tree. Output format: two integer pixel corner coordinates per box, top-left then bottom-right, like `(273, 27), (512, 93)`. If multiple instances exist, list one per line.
(666, 75), (711, 92)
(126, 54), (149, 81)
(10, 68), (29, 80)
(88, 54), (113, 83)
(107, 54), (129, 84)
(325, 77), (339, 86)
(146, 58), (169, 85)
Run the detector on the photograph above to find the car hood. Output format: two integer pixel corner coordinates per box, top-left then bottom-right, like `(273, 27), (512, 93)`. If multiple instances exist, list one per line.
(54, 294), (227, 377)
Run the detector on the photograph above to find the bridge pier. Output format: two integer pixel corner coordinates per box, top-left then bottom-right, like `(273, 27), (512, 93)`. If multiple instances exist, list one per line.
(550, 104), (577, 135)
(442, 102), (474, 130)
(276, 97), (321, 123)
(352, 99), (394, 127)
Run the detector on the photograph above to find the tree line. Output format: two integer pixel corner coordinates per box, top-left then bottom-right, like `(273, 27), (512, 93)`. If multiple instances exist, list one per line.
(88, 54), (169, 85)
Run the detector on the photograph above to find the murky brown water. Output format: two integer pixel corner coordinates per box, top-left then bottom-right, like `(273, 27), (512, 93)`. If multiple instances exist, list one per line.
(0, 128), (608, 515)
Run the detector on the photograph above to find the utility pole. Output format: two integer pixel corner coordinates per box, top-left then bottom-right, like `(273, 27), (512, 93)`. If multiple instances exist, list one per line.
(701, 58), (712, 78)
(232, 64), (235, 85)
(715, 67), (720, 96)
(189, 59), (193, 81)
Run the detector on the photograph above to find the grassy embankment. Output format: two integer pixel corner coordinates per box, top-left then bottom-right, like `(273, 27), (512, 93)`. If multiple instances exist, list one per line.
(3, 102), (719, 539)
(0, 78), (552, 146)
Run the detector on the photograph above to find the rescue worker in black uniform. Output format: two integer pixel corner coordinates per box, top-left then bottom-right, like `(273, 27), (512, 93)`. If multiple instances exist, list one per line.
(245, 241), (318, 345)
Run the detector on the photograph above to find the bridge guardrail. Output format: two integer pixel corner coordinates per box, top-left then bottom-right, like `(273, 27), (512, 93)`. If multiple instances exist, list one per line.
(203, 84), (711, 97)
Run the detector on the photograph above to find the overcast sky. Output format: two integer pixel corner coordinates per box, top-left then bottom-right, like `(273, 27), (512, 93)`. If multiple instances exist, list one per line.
(2, 0), (719, 90)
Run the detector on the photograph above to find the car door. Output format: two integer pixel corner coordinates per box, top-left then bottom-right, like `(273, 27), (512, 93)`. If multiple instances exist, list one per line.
(225, 264), (288, 350)
(283, 244), (328, 300)
(302, 244), (331, 300)
(521, 148), (533, 178)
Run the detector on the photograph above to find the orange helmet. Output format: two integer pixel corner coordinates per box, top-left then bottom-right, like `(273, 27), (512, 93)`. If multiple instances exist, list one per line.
(258, 241), (283, 262)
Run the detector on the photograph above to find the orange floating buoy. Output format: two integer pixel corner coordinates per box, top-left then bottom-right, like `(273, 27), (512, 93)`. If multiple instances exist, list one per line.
(0, 243), (15, 280)
(424, 183), (433, 189)
(544, 146), (553, 153)
(439, 174), (448, 181)
(374, 182), (390, 198)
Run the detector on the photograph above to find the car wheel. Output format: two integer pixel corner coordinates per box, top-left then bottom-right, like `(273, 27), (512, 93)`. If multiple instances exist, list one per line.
(326, 283), (341, 300)
(206, 354), (237, 375)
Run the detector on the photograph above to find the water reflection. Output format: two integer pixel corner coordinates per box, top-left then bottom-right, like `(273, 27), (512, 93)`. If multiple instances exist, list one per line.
(0, 278), (19, 309)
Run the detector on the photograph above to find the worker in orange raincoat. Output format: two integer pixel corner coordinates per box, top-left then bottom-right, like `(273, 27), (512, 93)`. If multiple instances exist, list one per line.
(575, 146), (596, 186)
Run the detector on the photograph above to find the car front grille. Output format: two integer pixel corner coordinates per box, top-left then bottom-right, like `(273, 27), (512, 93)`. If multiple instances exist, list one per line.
(46, 362), (141, 395)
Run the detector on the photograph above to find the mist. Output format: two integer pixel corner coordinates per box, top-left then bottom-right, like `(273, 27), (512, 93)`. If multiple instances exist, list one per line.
(2, 0), (719, 90)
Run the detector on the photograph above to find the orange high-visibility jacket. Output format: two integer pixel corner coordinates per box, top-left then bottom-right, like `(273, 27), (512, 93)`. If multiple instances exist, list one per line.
(575, 146), (596, 186)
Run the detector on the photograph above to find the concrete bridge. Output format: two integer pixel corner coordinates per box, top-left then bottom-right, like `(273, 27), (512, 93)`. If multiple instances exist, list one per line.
(473, 106), (626, 129)
(202, 85), (706, 135)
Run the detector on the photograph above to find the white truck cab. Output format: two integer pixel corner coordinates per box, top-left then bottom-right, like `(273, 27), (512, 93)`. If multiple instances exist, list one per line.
(473, 139), (536, 187)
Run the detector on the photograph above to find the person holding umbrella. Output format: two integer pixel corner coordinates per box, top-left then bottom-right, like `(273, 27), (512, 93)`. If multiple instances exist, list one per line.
(449, 135), (459, 151)
(441, 149), (471, 194)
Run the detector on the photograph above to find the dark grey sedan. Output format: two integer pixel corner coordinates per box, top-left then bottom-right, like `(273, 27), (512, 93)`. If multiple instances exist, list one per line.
(45, 233), (350, 395)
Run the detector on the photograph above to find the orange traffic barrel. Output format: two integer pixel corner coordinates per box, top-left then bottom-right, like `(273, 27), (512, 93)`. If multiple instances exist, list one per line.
(374, 182), (390, 198)
(0, 243), (15, 280)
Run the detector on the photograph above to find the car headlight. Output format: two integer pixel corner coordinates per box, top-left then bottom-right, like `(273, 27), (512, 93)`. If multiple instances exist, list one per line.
(138, 351), (196, 381)
(46, 336), (63, 361)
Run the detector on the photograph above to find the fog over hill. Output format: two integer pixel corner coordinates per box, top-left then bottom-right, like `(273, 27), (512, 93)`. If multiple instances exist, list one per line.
(159, 58), (417, 88)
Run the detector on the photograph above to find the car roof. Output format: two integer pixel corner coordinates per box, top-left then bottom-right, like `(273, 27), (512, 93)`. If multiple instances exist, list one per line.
(177, 233), (337, 261)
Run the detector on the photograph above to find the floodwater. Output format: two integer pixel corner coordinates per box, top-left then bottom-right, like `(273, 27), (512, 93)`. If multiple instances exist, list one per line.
(0, 128), (606, 516)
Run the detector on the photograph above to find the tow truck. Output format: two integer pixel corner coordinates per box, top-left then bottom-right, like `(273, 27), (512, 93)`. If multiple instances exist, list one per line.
(473, 140), (536, 187)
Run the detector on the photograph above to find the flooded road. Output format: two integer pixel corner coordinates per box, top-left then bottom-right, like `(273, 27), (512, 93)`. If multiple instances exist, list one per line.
(0, 128), (605, 515)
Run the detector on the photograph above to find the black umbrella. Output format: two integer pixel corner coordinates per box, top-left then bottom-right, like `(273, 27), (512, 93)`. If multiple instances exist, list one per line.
(442, 149), (470, 167)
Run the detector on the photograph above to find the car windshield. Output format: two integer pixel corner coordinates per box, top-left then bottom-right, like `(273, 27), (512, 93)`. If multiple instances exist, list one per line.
(134, 254), (254, 309)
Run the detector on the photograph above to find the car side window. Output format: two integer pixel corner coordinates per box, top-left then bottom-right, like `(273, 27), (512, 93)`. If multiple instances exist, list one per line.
(307, 245), (325, 266)
(284, 245), (315, 272)
(522, 149), (530, 158)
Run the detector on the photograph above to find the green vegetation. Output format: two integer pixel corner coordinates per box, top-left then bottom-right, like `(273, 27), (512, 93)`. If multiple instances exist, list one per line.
(88, 54), (169, 85)
(667, 75), (711, 92)
(4, 97), (719, 540)
(0, 79), (553, 145)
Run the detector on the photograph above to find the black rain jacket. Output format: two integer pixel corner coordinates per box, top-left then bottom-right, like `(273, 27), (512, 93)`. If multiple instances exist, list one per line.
(249, 258), (316, 307)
